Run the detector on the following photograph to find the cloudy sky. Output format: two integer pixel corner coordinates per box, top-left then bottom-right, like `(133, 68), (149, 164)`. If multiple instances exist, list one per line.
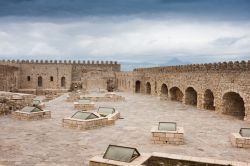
(0, 0), (250, 68)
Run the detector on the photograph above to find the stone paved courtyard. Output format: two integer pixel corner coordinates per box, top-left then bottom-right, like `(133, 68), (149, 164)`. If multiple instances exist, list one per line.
(1, 92), (250, 166)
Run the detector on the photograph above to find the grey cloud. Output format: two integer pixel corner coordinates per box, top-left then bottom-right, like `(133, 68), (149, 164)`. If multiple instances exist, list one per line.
(0, 0), (249, 21)
(212, 36), (248, 46)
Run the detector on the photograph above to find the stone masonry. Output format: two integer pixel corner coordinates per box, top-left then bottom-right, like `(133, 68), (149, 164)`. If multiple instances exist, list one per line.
(231, 132), (250, 148)
(0, 60), (120, 95)
(116, 60), (250, 121)
(151, 126), (184, 145)
(12, 110), (51, 120)
(1, 59), (250, 122)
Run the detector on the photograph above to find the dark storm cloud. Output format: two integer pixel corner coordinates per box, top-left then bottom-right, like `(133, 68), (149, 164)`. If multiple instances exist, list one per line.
(0, 0), (250, 68)
(0, 0), (249, 20)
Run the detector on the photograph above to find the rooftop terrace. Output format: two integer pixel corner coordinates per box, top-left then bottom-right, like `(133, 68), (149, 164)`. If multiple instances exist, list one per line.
(0, 92), (250, 165)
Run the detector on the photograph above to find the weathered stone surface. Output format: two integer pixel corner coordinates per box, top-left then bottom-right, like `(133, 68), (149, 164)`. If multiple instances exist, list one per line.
(1, 93), (250, 165)
(0, 91), (35, 116)
(116, 60), (250, 121)
(0, 60), (120, 94)
(12, 110), (51, 121)
(231, 133), (250, 148)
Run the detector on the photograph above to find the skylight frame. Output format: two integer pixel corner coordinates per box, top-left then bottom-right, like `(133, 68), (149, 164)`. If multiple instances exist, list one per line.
(158, 122), (177, 131)
(103, 144), (140, 163)
(239, 128), (250, 137)
(97, 107), (115, 117)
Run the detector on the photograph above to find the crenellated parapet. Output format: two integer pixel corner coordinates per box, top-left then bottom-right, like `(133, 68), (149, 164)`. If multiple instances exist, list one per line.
(0, 59), (119, 65)
(134, 60), (250, 73)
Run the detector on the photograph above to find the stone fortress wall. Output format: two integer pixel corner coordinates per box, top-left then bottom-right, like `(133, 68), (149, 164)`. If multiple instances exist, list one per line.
(0, 65), (19, 92)
(116, 60), (250, 121)
(1, 59), (250, 121)
(0, 59), (120, 94)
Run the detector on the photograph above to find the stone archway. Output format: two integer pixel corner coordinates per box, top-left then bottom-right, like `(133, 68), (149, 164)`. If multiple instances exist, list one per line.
(185, 87), (197, 106)
(135, 80), (141, 93)
(204, 89), (215, 110)
(222, 92), (245, 119)
(160, 84), (168, 100)
(146, 82), (151, 95)
(169, 87), (183, 102)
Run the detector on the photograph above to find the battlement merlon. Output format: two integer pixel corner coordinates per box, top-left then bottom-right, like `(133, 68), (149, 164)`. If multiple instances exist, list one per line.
(0, 59), (119, 65)
(133, 60), (250, 73)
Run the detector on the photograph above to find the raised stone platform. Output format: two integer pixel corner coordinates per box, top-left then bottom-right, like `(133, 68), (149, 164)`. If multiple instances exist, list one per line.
(151, 126), (184, 145)
(81, 93), (125, 102)
(74, 101), (95, 111)
(89, 151), (250, 166)
(231, 133), (250, 148)
(62, 111), (119, 130)
(62, 116), (115, 130)
(0, 91), (35, 116)
(12, 110), (51, 120)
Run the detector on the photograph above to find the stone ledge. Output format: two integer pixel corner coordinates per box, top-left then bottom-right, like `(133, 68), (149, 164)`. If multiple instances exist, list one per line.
(89, 152), (250, 166)
(74, 102), (96, 111)
(89, 153), (151, 166)
(12, 110), (51, 121)
(151, 126), (184, 145)
(62, 116), (115, 130)
(231, 133), (250, 148)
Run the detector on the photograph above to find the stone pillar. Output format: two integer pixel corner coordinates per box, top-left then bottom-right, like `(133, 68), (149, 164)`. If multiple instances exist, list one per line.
(197, 92), (203, 110)
(244, 104), (250, 121)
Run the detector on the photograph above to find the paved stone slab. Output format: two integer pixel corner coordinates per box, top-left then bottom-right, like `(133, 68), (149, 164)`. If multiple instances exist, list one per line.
(0, 92), (250, 165)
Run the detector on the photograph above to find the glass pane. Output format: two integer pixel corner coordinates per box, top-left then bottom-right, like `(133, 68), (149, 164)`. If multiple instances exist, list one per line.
(158, 122), (176, 131)
(80, 96), (91, 100)
(103, 145), (139, 163)
(32, 100), (41, 105)
(78, 99), (91, 104)
(31, 107), (42, 112)
(98, 107), (115, 117)
(240, 128), (250, 137)
(71, 111), (92, 120)
(87, 113), (99, 120)
(20, 106), (35, 113)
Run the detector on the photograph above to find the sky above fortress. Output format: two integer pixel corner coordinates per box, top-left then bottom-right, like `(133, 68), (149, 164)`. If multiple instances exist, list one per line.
(0, 0), (250, 67)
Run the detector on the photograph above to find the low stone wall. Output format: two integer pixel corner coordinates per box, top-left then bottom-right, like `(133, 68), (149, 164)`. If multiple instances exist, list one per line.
(231, 133), (250, 148)
(89, 152), (250, 166)
(91, 96), (125, 102)
(66, 91), (89, 102)
(18, 89), (68, 95)
(62, 117), (115, 130)
(0, 91), (35, 116)
(12, 110), (51, 120)
(151, 127), (184, 145)
(89, 154), (151, 166)
(107, 111), (120, 121)
(74, 102), (96, 111)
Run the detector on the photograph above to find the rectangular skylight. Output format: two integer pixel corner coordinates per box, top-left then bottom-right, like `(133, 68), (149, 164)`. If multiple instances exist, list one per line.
(158, 122), (176, 131)
(71, 111), (98, 120)
(240, 128), (250, 137)
(78, 99), (91, 104)
(97, 107), (115, 117)
(103, 145), (140, 163)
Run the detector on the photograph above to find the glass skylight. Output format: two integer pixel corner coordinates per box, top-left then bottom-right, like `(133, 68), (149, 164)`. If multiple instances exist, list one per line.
(20, 106), (42, 113)
(71, 111), (98, 120)
(103, 145), (140, 163)
(78, 99), (91, 104)
(97, 107), (115, 117)
(240, 128), (250, 137)
(158, 122), (176, 131)
(32, 100), (41, 106)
